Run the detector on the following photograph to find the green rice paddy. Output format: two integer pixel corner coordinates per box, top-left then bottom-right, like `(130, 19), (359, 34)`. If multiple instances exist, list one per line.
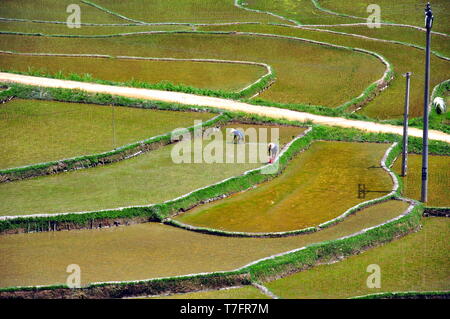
(266, 217), (450, 298)
(0, 98), (215, 169)
(175, 141), (393, 232)
(0, 199), (408, 288)
(393, 154), (450, 207)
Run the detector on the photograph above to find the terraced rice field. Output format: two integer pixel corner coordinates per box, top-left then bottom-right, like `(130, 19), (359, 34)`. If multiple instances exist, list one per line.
(0, 0), (448, 299)
(0, 124), (305, 216)
(265, 217), (450, 299)
(393, 154), (450, 207)
(0, 199), (408, 287)
(0, 33), (385, 107)
(92, 0), (284, 24)
(313, 25), (450, 58)
(0, 98), (215, 168)
(175, 141), (393, 232)
(320, 0), (450, 33)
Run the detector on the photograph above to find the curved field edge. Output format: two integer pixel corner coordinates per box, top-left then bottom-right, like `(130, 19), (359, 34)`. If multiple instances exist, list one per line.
(0, 200), (422, 298)
(0, 29), (393, 117)
(1, 110), (448, 234)
(163, 141), (399, 237)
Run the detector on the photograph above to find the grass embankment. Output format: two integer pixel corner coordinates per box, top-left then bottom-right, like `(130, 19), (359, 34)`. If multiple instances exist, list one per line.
(0, 124), (305, 216)
(265, 217), (450, 299)
(175, 141), (392, 232)
(0, 199), (408, 288)
(393, 154), (450, 207)
(0, 98), (215, 169)
(0, 32), (385, 108)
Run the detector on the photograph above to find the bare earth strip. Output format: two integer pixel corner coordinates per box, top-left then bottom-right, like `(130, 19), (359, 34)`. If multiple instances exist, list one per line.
(1, 72), (449, 143)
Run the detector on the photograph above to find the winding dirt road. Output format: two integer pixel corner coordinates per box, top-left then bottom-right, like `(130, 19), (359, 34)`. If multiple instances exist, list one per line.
(1, 72), (449, 143)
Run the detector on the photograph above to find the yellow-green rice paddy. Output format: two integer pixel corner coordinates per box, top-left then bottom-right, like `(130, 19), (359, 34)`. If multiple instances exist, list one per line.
(175, 141), (393, 232)
(266, 217), (450, 299)
(0, 199), (408, 288)
(0, 98), (215, 169)
(393, 154), (450, 207)
(0, 124), (305, 216)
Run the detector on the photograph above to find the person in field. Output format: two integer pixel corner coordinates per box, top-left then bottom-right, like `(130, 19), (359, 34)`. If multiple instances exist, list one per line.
(432, 97), (446, 114)
(267, 142), (279, 163)
(230, 128), (244, 144)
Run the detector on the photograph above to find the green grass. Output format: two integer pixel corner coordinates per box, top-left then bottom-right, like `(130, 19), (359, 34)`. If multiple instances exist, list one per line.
(0, 98), (215, 169)
(393, 154), (450, 207)
(147, 286), (270, 299)
(0, 32), (385, 108)
(175, 141), (393, 232)
(0, 199), (408, 288)
(265, 217), (450, 298)
(0, 124), (304, 216)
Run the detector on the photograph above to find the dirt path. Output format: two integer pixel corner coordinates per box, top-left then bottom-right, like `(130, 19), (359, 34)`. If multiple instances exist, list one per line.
(1, 72), (449, 143)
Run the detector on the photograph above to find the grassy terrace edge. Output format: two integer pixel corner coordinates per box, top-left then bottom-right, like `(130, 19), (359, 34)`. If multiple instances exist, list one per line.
(0, 200), (423, 298)
(0, 105), (448, 234)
